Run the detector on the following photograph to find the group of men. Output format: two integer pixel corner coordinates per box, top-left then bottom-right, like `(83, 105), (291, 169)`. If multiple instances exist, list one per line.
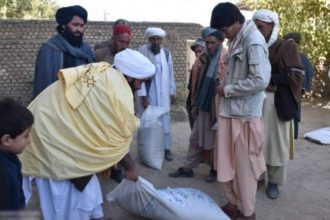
(5, 2), (310, 220)
(23, 4), (176, 220)
(171, 3), (306, 220)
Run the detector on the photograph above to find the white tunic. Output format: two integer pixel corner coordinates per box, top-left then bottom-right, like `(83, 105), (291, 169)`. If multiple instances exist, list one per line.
(262, 92), (290, 166)
(138, 49), (176, 148)
(23, 175), (104, 220)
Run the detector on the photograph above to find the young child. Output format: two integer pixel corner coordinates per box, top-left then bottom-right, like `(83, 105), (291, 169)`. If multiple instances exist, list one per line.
(0, 97), (34, 210)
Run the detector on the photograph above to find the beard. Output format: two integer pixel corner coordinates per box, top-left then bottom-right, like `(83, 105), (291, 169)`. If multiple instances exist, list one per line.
(57, 25), (83, 47)
(128, 78), (135, 92)
(149, 43), (161, 55)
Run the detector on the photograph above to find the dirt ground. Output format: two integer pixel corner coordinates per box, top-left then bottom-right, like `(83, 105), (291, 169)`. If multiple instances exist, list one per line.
(26, 100), (330, 220)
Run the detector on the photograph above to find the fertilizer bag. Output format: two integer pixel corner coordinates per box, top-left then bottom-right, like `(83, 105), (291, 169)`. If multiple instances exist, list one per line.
(107, 176), (230, 220)
(138, 106), (168, 170)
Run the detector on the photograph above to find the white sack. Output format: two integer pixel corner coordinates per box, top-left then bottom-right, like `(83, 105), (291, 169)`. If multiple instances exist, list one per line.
(107, 176), (230, 220)
(138, 106), (168, 170)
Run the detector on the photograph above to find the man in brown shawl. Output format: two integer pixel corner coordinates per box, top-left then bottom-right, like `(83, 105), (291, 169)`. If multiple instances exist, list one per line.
(253, 9), (304, 200)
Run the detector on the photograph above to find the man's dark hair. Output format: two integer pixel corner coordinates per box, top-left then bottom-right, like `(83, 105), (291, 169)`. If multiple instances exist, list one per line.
(0, 97), (34, 138)
(210, 2), (245, 29)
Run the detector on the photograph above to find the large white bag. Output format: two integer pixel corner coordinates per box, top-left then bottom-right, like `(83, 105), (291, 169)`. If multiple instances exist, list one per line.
(107, 177), (230, 220)
(138, 106), (168, 170)
(304, 127), (330, 144)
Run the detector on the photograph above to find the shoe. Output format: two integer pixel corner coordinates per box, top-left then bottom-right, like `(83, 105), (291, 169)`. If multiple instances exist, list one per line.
(165, 149), (173, 161)
(169, 167), (194, 178)
(236, 213), (256, 220)
(204, 169), (217, 183)
(257, 179), (265, 189)
(267, 182), (279, 199)
(221, 203), (241, 219)
(110, 167), (123, 183)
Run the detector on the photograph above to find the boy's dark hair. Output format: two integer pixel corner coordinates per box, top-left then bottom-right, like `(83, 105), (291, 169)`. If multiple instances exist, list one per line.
(210, 2), (245, 29)
(0, 97), (34, 138)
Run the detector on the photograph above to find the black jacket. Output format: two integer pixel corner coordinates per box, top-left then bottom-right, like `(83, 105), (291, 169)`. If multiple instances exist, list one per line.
(0, 150), (25, 210)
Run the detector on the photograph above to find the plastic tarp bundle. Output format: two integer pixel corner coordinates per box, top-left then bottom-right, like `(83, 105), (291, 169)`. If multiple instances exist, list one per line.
(107, 176), (230, 220)
(138, 106), (168, 170)
(304, 127), (330, 144)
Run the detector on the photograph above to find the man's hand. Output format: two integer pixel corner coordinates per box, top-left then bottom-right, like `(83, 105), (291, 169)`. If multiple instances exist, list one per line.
(124, 167), (138, 181)
(191, 106), (198, 119)
(171, 95), (176, 105)
(216, 85), (225, 97)
(120, 153), (138, 181)
(142, 96), (149, 109)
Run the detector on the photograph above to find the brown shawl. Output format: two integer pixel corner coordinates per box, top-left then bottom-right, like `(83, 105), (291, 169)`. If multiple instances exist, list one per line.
(94, 40), (115, 64)
(268, 38), (304, 104)
(190, 53), (210, 107)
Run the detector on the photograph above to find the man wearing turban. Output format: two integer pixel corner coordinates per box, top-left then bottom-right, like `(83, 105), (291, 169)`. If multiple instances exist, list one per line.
(21, 49), (155, 220)
(33, 5), (94, 97)
(252, 9), (304, 200)
(210, 3), (271, 220)
(138, 27), (176, 161)
(169, 30), (226, 184)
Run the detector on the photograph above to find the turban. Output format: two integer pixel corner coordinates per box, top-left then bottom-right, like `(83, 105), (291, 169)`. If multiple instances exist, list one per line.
(113, 24), (132, 36)
(209, 31), (224, 41)
(191, 38), (205, 51)
(201, 27), (217, 39)
(210, 2), (245, 29)
(144, 27), (166, 38)
(252, 9), (279, 47)
(114, 49), (156, 79)
(55, 5), (88, 25)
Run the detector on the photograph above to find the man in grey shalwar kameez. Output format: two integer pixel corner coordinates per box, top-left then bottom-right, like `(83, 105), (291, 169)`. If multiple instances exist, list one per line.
(138, 27), (176, 161)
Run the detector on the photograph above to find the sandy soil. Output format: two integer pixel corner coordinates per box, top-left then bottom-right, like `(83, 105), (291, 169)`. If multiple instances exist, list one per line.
(26, 100), (330, 220)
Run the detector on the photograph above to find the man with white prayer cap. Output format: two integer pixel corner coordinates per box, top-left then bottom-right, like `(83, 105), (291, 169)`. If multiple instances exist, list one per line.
(252, 9), (304, 200)
(144, 27), (166, 38)
(115, 48), (156, 92)
(20, 50), (155, 220)
(138, 27), (176, 161)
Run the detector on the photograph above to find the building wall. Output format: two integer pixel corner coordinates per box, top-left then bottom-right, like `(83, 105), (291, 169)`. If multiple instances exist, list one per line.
(0, 19), (202, 105)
